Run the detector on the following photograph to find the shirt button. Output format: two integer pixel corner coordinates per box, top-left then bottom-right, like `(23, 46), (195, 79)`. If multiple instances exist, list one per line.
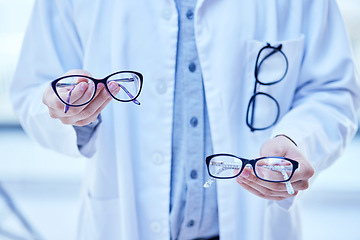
(190, 117), (198, 127)
(150, 221), (162, 233)
(162, 8), (172, 20)
(188, 62), (196, 72)
(187, 220), (195, 228)
(152, 153), (164, 165)
(186, 9), (194, 20)
(190, 170), (198, 179)
(156, 82), (167, 94)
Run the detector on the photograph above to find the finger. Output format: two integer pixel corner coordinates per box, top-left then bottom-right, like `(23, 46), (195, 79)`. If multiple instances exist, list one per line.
(79, 83), (119, 117)
(236, 177), (290, 201)
(70, 83), (120, 123)
(73, 111), (100, 126)
(60, 70), (93, 106)
(73, 92), (115, 126)
(47, 105), (66, 119)
(106, 81), (122, 97)
(44, 97), (71, 119)
(49, 79), (121, 124)
(290, 163), (315, 182)
(65, 81), (94, 106)
(53, 81), (91, 115)
(43, 85), (66, 110)
(64, 84), (105, 116)
(45, 70), (95, 118)
(290, 179), (310, 191)
(241, 168), (309, 190)
(237, 173), (289, 195)
(239, 168), (302, 194)
(55, 82), (116, 123)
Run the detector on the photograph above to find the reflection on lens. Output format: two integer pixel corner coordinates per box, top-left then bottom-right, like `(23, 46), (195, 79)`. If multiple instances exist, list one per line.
(257, 48), (287, 85)
(255, 157), (294, 182)
(209, 155), (242, 178)
(107, 72), (141, 101)
(55, 76), (95, 106)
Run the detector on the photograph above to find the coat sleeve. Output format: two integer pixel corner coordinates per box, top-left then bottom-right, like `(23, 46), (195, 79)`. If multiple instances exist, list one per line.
(271, 0), (360, 172)
(10, 0), (85, 157)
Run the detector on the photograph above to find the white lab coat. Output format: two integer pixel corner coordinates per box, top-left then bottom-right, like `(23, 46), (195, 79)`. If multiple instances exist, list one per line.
(10, 0), (360, 239)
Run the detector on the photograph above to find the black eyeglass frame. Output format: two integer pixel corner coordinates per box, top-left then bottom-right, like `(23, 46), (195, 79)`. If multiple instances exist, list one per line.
(205, 153), (299, 183)
(246, 43), (288, 132)
(51, 70), (143, 107)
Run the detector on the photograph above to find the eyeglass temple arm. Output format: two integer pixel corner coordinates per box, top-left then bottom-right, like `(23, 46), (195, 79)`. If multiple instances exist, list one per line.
(204, 166), (230, 188)
(281, 170), (295, 195)
(64, 86), (76, 113)
(204, 162), (242, 188)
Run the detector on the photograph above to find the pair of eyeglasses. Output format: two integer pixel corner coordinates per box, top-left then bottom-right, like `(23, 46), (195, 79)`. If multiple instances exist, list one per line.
(246, 43), (288, 131)
(51, 71), (143, 113)
(204, 153), (299, 195)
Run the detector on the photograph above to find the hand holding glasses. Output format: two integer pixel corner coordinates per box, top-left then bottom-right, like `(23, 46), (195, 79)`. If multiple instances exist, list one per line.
(51, 71), (143, 113)
(204, 154), (299, 195)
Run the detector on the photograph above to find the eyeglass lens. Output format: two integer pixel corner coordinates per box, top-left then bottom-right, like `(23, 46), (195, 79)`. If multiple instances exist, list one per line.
(256, 46), (287, 85)
(208, 156), (294, 182)
(107, 72), (141, 102)
(247, 93), (279, 130)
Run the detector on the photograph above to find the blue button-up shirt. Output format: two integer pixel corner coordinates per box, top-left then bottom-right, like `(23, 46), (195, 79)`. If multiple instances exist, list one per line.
(170, 0), (219, 239)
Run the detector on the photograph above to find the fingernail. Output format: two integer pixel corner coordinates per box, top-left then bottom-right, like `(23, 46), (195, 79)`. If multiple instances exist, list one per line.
(109, 82), (117, 91)
(80, 82), (87, 91)
(242, 171), (249, 178)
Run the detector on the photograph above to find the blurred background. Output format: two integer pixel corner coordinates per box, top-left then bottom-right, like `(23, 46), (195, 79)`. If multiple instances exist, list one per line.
(0, 0), (359, 239)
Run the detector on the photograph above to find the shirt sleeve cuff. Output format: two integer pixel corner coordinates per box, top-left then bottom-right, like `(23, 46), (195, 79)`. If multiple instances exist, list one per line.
(73, 115), (102, 158)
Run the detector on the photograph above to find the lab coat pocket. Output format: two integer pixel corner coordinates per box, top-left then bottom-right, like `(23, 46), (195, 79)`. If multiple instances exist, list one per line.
(245, 36), (305, 132)
(81, 194), (121, 240)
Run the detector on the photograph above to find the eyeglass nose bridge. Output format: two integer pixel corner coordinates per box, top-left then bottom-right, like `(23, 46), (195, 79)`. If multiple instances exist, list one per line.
(235, 158), (259, 177)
